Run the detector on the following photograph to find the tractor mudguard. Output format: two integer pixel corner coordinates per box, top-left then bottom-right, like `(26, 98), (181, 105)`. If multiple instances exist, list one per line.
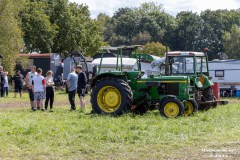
(159, 95), (177, 106)
(91, 72), (126, 87)
(200, 75), (214, 90)
(192, 77), (203, 89)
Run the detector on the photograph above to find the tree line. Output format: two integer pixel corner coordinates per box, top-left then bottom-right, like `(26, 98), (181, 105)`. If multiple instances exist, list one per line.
(0, 0), (103, 74)
(0, 1), (240, 74)
(97, 2), (240, 60)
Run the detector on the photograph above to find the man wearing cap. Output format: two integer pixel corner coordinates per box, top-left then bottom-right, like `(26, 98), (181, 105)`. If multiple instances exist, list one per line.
(75, 65), (87, 112)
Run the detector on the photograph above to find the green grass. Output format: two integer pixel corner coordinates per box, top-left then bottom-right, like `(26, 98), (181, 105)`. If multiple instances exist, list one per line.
(0, 93), (240, 159)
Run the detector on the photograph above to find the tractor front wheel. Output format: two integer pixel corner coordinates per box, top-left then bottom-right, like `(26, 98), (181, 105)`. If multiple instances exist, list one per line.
(184, 100), (198, 116)
(159, 98), (184, 118)
(91, 78), (133, 115)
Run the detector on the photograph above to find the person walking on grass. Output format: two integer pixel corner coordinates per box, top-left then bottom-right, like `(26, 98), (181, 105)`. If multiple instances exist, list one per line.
(25, 66), (37, 110)
(3, 72), (9, 97)
(66, 67), (78, 111)
(0, 66), (5, 97)
(32, 68), (46, 112)
(45, 70), (55, 112)
(12, 70), (24, 98)
(76, 65), (87, 112)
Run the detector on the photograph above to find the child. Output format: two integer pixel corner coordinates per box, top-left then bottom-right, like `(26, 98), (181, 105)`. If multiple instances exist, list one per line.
(45, 70), (55, 112)
(3, 72), (9, 97)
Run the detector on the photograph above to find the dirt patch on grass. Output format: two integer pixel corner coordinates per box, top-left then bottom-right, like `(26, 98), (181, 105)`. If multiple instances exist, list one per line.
(0, 99), (70, 110)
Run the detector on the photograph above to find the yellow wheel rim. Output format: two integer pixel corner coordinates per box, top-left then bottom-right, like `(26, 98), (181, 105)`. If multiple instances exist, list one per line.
(184, 101), (193, 116)
(97, 86), (121, 113)
(164, 102), (179, 118)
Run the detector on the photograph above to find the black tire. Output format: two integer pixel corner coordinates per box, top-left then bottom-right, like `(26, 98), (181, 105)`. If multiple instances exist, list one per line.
(184, 99), (198, 116)
(159, 98), (184, 118)
(203, 87), (215, 101)
(91, 77), (133, 115)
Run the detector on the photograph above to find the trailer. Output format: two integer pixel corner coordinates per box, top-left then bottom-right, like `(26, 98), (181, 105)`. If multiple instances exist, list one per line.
(208, 59), (240, 97)
(62, 54), (93, 80)
(17, 53), (62, 83)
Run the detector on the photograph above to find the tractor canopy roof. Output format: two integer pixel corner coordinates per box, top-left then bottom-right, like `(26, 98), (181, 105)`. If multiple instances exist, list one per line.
(130, 53), (161, 63)
(91, 57), (137, 69)
(166, 51), (205, 57)
(101, 45), (142, 51)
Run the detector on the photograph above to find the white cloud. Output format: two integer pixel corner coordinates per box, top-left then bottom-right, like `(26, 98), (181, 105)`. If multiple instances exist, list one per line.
(69, 0), (240, 18)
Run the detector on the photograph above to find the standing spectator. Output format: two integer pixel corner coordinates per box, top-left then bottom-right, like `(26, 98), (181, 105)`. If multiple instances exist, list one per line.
(45, 70), (55, 112)
(12, 70), (24, 98)
(66, 68), (78, 111)
(3, 72), (9, 97)
(25, 66), (37, 110)
(0, 66), (5, 97)
(32, 68), (46, 111)
(76, 65), (87, 112)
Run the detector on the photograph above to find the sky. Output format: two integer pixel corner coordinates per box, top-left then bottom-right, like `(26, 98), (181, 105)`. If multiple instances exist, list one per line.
(69, 0), (240, 18)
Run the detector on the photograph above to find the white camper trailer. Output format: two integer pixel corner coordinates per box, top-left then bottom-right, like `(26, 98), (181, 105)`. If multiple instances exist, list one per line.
(208, 59), (240, 97)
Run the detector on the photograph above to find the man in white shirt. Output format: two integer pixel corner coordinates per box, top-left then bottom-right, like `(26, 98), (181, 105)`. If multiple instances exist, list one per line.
(25, 66), (38, 110)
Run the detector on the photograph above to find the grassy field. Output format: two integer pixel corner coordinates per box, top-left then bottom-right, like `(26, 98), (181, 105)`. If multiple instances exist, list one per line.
(0, 92), (240, 160)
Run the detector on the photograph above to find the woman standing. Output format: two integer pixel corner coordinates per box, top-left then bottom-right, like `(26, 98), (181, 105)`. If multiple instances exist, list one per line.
(45, 70), (55, 112)
(3, 72), (9, 97)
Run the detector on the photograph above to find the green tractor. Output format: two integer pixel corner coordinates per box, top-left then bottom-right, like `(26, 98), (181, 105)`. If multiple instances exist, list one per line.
(163, 50), (217, 110)
(90, 47), (198, 118)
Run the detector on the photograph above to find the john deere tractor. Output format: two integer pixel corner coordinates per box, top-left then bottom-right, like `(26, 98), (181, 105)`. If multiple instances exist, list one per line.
(163, 50), (217, 110)
(90, 47), (198, 118)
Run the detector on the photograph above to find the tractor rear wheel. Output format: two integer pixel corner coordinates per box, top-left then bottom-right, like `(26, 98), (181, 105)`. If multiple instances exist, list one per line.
(159, 98), (184, 118)
(184, 100), (198, 116)
(91, 77), (133, 115)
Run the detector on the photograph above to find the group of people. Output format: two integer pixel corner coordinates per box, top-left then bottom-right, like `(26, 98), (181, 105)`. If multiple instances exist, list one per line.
(0, 65), (87, 112)
(0, 66), (27, 98)
(66, 65), (87, 112)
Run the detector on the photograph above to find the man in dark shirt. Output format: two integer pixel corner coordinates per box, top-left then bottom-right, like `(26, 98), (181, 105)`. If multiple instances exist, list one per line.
(76, 65), (87, 112)
(0, 66), (5, 97)
(12, 70), (24, 98)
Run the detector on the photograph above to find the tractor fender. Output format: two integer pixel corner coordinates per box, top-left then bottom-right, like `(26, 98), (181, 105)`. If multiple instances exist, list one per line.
(91, 73), (126, 87)
(159, 95), (177, 107)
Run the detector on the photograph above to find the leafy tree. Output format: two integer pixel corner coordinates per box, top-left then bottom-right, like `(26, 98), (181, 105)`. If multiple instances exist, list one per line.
(21, 0), (56, 53)
(97, 13), (114, 43)
(137, 42), (169, 57)
(0, 0), (22, 75)
(223, 24), (240, 59)
(107, 2), (175, 47)
(172, 11), (202, 52)
(20, 0), (103, 55)
(200, 9), (240, 59)
(131, 32), (151, 45)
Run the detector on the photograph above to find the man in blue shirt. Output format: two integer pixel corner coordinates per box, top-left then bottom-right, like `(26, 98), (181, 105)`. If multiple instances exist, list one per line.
(66, 67), (78, 110)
